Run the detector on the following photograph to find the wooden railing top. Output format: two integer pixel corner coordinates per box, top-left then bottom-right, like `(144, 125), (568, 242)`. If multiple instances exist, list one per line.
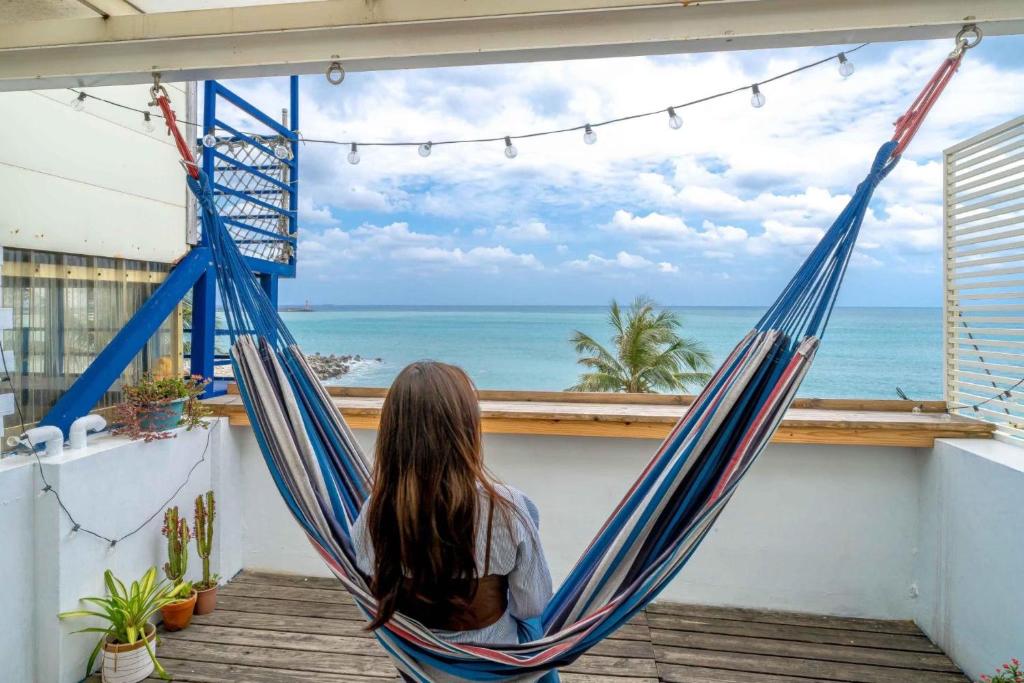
(209, 385), (989, 448)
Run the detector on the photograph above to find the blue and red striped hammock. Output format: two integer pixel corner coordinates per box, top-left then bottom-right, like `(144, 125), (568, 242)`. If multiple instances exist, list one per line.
(155, 37), (969, 682)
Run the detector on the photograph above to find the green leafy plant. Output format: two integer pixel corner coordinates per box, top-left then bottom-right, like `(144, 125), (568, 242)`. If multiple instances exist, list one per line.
(111, 373), (212, 442)
(567, 296), (713, 393)
(162, 506), (191, 586)
(194, 490), (217, 590)
(980, 658), (1022, 682)
(59, 567), (188, 680)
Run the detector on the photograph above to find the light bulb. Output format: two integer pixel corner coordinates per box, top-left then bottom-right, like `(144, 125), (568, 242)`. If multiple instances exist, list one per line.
(142, 112), (155, 133)
(667, 107), (683, 130)
(750, 84), (766, 108)
(273, 143), (290, 160)
(71, 92), (87, 112)
(202, 131), (217, 148)
(583, 124), (597, 145)
(418, 142), (432, 158)
(504, 136), (517, 159)
(838, 53), (855, 78)
(347, 143), (360, 165)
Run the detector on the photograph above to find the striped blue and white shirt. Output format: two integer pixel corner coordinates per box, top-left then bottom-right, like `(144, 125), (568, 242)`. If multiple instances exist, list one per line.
(351, 484), (553, 646)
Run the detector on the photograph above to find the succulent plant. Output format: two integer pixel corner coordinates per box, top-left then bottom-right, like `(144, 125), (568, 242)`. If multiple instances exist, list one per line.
(194, 490), (216, 589)
(161, 506), (190, 585)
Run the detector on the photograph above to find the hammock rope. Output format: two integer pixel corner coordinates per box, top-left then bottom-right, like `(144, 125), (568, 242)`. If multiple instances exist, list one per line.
(151, 32), (974, 682)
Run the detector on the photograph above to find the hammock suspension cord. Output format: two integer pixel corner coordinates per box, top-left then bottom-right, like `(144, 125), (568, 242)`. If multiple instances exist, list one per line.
(148, 28), (977, 682)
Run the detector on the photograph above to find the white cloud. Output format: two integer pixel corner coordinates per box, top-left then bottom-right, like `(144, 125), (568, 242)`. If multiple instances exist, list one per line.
(493, 221), (551, 241)
(397, 245), (542, 271)
(567, 250), (677, 274)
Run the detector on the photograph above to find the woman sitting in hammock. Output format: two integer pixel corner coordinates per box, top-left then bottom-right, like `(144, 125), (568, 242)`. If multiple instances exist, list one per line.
(352, 361), (553, 677)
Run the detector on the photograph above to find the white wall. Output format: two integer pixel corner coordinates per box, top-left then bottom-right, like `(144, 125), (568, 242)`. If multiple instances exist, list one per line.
(915, 438), (1024, 680)
(0, 84), (188, 263)
(0, 419), (242, 683)
(0, 457), (37, 683)
(237, 427), (924, 619)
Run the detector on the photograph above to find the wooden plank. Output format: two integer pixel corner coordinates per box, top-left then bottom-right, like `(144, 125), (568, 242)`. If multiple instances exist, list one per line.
(188, 608), (376, 639)
(646, 613), (941, 653)
(219, 581), (356, 606)
(647, 602), (922, 635)
(235, 570), (347, 591)
(652, 645), (968, 683)
(214, 594), (368, 621)
(651, 629), (960, 673)
(156, 657), (392, 683)
(205, 394), (992, 445)
(562, 653), (658, 678)
(657, 663), (812, 683)
(156, 638), (399, 678)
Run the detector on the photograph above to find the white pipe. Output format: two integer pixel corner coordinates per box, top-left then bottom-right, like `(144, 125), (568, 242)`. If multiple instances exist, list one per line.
(10, 426), (65, 456)
(69, 415), (107, 450)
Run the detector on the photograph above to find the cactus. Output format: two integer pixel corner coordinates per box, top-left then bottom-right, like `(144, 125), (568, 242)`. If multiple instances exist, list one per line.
(194, 490), (216, 589)
(161, 506), (191, 585)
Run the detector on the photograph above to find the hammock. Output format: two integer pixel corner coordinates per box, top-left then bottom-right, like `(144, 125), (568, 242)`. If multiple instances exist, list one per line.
(153, 36), (971, 682)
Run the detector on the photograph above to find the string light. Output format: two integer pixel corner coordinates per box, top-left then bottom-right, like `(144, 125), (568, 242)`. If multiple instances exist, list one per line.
(0, 336), (216, 551)
(202, 129), (218, 148)
(70, 92), (87, 112)
(838, 52), (855, 78)
(347, 143), (360, 165)
(750, 84), (766, 108)
(418, 142), (433, 158)
(142, 112), (155, 133)
(667, 107), (683, 130)
(67, 42), (868, 161)
(583, 124), (597, 145)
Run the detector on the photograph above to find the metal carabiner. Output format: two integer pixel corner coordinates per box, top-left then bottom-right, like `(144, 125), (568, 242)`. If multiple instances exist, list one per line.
(950, 24), (983, 58)
(149, 72), (170, 106)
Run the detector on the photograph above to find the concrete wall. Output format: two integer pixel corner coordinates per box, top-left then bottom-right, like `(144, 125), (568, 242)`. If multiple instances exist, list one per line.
(237, 427), (925, 620)
(0, 84), (188, 263)
(0, 420), (242, 683)
(4, 421), (1021, 682)
(915, 438), (1024, 680)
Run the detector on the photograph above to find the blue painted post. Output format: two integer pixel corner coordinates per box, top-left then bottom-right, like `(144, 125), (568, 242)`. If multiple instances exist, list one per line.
(259, 273), (279, 305)
(289, 75), (299, 273)
(190, 266), (217, 384)
(40, 248), (212, 437)
(190, 81), (218, 389)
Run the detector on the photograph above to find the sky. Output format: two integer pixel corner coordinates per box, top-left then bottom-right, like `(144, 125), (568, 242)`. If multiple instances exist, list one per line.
(221, 35), (1024, 308)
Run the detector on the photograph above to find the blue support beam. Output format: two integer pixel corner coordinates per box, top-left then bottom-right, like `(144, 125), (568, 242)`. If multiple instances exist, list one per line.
(190, 266), (217, 390)
(259, 273), (279, 305)
(40, 247), (212, 437)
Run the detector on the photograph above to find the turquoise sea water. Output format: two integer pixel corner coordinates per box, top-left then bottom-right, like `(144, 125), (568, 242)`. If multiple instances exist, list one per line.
(280, 306), (942, 399)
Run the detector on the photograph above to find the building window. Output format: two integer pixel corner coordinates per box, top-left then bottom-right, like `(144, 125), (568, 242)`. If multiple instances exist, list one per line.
(1, 247), (180, 429)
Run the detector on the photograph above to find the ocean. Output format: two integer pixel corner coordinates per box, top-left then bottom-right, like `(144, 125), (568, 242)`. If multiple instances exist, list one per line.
(280, 306), (943, 400)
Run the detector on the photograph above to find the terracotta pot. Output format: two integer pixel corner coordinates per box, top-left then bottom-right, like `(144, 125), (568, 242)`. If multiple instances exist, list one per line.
(101, 623), (157, 683)
(159, 589), (197, 631)
(194, 584), (218, 615)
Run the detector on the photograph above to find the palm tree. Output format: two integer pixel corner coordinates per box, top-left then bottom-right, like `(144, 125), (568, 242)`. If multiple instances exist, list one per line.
(567, 297), (713, 393)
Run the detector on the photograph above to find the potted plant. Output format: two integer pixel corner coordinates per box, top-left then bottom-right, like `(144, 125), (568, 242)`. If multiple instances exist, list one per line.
(193, 490), (219, 615)
(159, 506), (197, 631)
(111, 374), (211, 442)
(980, 658), (1022, 682)
(59, 567), (187, 683)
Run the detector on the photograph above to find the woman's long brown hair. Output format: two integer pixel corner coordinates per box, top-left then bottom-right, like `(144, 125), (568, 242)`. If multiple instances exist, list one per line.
(366, 361), (511, 629)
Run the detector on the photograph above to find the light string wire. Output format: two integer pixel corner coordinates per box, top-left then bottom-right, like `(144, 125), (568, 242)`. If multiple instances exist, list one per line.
(0, 336), (217, 547)
(68, 43), (870, 151)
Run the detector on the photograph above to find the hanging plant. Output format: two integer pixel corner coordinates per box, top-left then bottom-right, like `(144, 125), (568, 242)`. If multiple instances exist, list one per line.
(111, 374), (211, 442)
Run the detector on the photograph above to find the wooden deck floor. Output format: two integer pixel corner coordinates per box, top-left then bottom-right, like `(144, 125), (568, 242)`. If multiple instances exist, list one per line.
(147, 571), (967, 683)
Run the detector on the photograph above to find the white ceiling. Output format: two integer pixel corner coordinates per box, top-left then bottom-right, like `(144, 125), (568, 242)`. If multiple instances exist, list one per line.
(0, 0), (317, 23)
